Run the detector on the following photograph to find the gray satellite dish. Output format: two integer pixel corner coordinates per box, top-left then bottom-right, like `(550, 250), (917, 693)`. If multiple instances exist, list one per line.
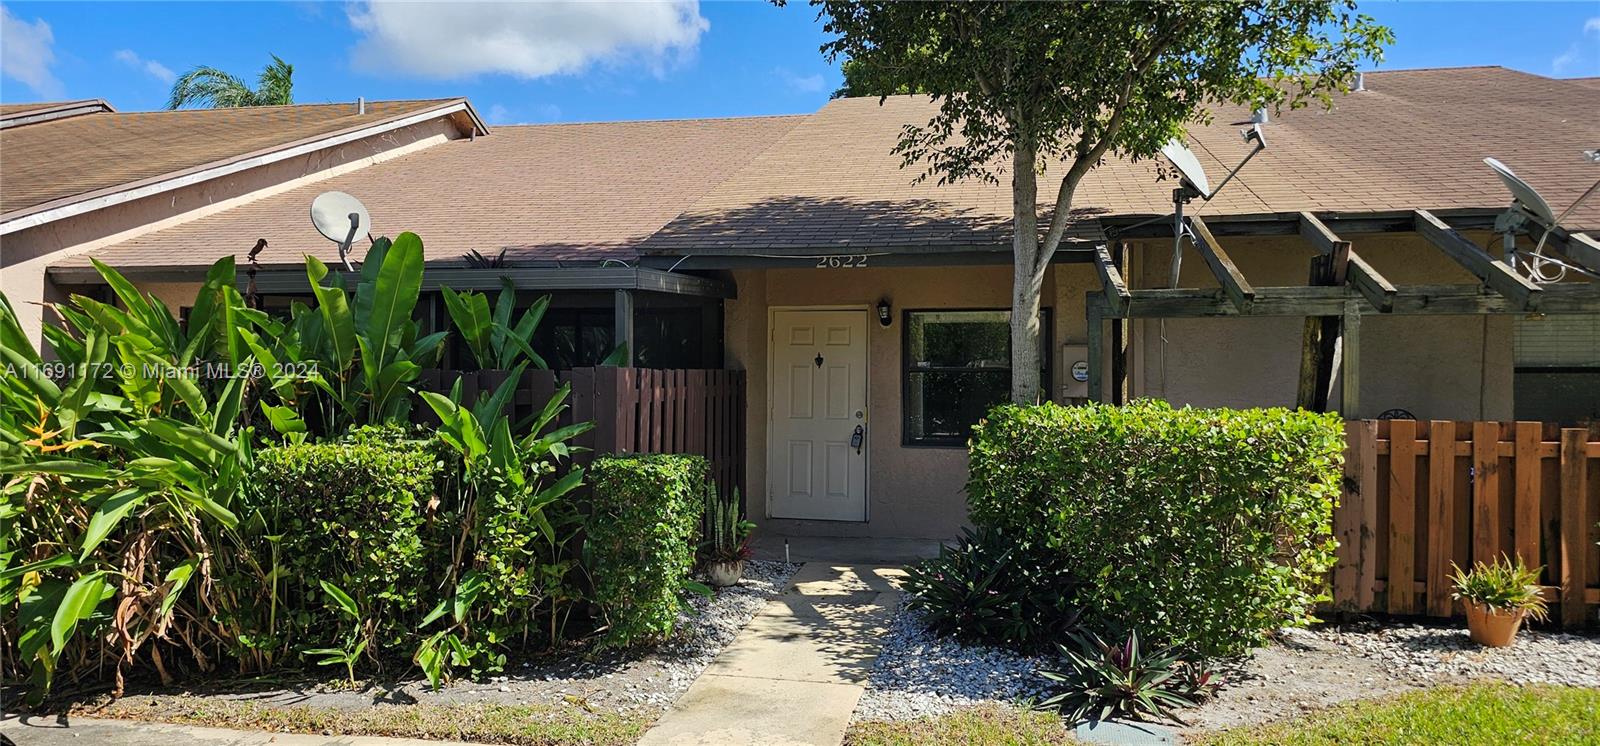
(1484, 156), (1600, 282)
(1157, 125), (1268, 287)
(310, 191), (371, 271)
(1161, 140), (1212, 198)
(1484, 157), (1557, 227)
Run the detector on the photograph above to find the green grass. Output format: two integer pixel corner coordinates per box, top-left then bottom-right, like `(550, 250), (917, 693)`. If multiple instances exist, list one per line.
(1193, 682), (1600, 746)
(92, 699), (651, 746)
(846, 684), (1600, 746)
(845, 704), (1074, 746)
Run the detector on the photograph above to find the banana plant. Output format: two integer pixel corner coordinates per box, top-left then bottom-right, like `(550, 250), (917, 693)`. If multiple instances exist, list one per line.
(285, 232), (444, 433)
(440, 277), (549, 370)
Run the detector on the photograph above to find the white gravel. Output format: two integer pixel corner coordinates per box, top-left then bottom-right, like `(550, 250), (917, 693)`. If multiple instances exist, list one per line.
(853, 596), (1600, 725)
(1310, 622), (1600, 688)
(853, 602), (1053, 722)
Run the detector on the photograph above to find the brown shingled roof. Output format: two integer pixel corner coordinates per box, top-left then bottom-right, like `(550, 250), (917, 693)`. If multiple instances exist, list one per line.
(643, 66), (1599, 255)
(48, 66), (1600, 271)
(68, 115), (805, 270)
(1, 99), (476, 219)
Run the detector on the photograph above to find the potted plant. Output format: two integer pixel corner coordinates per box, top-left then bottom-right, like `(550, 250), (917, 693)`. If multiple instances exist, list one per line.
(1450, 555), (1548, 647)
(703, 484), (754, 587)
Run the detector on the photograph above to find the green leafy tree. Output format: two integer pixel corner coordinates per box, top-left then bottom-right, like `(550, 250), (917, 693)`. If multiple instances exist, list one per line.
(167, 55), (294, 109)
(815, 1), (1391, 402)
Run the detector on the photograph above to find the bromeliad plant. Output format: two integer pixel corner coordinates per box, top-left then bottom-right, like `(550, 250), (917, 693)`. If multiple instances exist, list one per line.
(1036, 629), (1219, 726)
(903, 526), (1083, 649)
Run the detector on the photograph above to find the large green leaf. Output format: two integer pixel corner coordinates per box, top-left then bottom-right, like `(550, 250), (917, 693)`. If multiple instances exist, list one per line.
(0, 295), (41, 366)
(51, 571), (111, 654)
(355, 231), (424, 376)
(306, 257), (357, 372)
(439, 286), (494, 368)
(79, 488), (146, 561)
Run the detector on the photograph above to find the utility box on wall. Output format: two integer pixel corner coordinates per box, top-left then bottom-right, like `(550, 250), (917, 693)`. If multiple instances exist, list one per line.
(1060, 343), (1090, 401)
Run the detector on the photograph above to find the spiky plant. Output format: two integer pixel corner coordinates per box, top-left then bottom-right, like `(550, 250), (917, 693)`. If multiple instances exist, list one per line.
(701, 484), (752, 564)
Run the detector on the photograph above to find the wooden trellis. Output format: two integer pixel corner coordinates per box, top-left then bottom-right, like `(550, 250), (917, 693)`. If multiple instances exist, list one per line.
(1086, 209), (1600, 413)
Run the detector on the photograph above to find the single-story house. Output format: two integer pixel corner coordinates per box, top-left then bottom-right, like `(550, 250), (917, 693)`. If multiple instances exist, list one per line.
(3, 66), (1597, 539)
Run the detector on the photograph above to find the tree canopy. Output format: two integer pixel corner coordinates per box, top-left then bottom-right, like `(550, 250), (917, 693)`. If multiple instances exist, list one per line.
(167, 55), (295, 109)
(813, 0), (1391, 402)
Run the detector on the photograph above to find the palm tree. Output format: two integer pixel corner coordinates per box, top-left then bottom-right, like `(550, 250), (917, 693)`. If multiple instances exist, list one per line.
(167, 55), (294, 109)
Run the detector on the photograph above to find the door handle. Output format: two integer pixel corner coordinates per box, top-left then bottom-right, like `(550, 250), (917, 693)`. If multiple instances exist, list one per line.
(850, 424), (864, 454)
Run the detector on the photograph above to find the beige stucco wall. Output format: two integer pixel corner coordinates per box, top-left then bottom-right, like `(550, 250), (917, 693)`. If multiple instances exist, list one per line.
(725, 263), (1100, 540)
(1128, 232), (1514, 420)
(728, 233), (1524, 539)
(2, 116), (464, 348)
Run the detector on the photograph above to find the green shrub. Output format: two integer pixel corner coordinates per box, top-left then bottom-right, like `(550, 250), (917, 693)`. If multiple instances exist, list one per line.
(967, 400), (1342, 658)
(903, 526), (1083, 649)
(585, 454), (706, 648)
(251, 426), (447, 655)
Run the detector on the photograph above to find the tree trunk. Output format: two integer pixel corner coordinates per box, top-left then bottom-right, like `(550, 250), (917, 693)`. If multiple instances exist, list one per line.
(1010, 140), (1043, 404)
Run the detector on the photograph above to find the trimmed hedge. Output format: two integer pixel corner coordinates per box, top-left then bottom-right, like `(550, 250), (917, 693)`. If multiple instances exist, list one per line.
(585, 454), (707, 649)
(967, 400), (1343, 658)
(251, 426), (449, 653)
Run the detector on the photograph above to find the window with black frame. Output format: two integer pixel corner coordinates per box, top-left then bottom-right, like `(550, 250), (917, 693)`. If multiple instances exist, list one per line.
(903, 309), (1050, 446)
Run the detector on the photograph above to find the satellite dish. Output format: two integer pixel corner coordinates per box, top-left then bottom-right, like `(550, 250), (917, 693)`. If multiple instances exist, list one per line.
(310, 191), (371, 271)
(1158, 126), (1269, 287)
(1161, 140), (1211, 198)
(1484, 158), (1557, 227)
(1484, 156), (1600, 283)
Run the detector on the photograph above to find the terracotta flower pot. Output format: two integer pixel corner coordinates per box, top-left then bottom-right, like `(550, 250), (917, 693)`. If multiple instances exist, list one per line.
(1464, 600), (1527, 647)
(707, 560), (745, 588)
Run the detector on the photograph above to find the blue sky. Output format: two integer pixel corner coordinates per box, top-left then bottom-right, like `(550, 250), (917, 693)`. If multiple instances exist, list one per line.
(2, 1), (1597, 124)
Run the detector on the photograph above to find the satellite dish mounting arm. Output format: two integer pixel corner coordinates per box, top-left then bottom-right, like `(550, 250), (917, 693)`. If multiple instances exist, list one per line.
(338, 213), (360, 271)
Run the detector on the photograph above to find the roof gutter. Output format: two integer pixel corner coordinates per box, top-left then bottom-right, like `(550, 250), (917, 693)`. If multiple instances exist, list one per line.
(1, 99), (488, 236)
(0, 99), (116, 129)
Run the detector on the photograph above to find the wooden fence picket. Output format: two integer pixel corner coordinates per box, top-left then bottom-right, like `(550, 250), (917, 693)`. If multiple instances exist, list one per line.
(1337, 419), (1597, 627)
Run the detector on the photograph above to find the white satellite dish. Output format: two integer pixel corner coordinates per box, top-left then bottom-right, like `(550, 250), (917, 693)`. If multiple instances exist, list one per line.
(1157, 126), (1267, 286)
(310, 191), (371, 271)
(1484, 158), (1557, 228)
(1484, 156), (1600, 283)
(1161, 140), (1211, 198)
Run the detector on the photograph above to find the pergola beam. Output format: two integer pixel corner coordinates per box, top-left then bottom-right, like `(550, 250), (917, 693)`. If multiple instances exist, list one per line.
(1090, 282), (1600, 318)
(1414, 209), (1542, 310)
(1092, 244), (1130, 317)
(1188, 216), (1255, 313)
(1546, 227), (1600, 275)
(1298, 211), (1397, 312)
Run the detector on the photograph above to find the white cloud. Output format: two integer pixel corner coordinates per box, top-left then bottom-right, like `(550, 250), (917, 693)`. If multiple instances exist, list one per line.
(1, 4), (63, 97)
(347, 1), (708, 80)
(1553, 16), (1600, 74)
(484, 102), (563, 126)
(775, 68), (824, 94)
(114, 49), (176, 85)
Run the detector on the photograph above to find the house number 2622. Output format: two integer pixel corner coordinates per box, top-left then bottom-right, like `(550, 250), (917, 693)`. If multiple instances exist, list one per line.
(816, 255), (868, 268)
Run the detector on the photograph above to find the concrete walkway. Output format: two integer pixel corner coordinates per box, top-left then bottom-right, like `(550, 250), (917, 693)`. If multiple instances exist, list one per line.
(638, 561), (904, 746)
(0, 715), (479, 746)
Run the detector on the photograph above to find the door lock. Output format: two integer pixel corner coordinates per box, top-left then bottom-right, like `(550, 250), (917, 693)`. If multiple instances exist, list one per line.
(850, 424), (864, 454)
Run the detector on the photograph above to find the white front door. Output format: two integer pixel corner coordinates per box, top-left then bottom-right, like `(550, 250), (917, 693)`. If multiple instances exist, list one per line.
(769, 309), (868, 521)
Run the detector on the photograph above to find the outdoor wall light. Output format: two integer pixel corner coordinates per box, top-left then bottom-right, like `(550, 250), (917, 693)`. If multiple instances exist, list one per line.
(876, 298), (892, 327)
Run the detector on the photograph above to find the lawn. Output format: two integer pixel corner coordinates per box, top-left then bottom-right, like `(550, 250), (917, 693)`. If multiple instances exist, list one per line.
(844, 683), (1600, 746)
(1195, 682), (1600, 746)
(90, 699), (650, 746)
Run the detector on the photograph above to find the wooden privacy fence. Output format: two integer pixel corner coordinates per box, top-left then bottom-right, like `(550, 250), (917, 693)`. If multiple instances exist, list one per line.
(412, 367), (746, 501)
(1333, 420), (1599, 626)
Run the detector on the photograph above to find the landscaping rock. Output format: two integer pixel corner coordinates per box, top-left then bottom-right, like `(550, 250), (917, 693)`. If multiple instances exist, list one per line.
(853, 601), (1053, 722)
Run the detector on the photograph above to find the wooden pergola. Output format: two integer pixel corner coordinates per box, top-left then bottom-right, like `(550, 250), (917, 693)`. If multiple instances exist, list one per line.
(1085, 209), (1600, 414)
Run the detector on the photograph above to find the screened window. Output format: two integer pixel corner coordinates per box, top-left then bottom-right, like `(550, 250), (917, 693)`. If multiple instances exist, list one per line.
(903, 309), (1049, 446)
